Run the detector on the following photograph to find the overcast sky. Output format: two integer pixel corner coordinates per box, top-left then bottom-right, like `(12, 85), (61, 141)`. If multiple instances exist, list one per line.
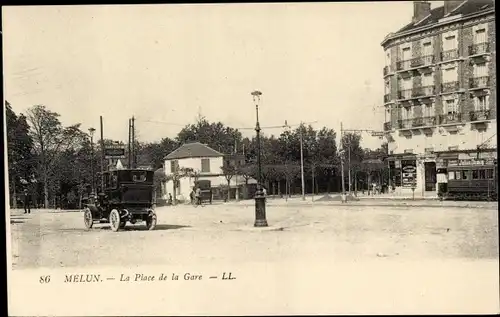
(3, 2), (444, 149)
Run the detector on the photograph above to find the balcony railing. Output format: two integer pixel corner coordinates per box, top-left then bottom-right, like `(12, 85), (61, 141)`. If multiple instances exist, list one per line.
(441, 81), (460, 93)
(469, 42), (490, 56)
(469, 76), (490, 89)
(423, 116), (436, 126)
(410, 55), (435, 68)
(398, 89), (413, 100)
(469, 109), (491, 121)
(438, 113), (463, 124)
(396, 116), (436, 129)
(396, 60), (411, 71)
(383, 66), (390, 76)
(384, 94), (391, 103)
(440, 49), (459, 62)
(383, 122), (392, 131)
(412, 85), (435, 97)
(398, 119), (413, 129)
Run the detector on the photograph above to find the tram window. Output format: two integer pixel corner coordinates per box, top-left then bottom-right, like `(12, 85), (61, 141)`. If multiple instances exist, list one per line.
(448, 171), (455, 180)
(472, 170), (479, 179)
(479, 170), (486, 179)
(461, 171), (468, 180)
(486, 169), (494, 179)
(454, 171), (461, 180)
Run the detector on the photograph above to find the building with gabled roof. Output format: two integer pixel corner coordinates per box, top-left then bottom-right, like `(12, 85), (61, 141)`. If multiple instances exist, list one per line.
(161, 142), (256, 202)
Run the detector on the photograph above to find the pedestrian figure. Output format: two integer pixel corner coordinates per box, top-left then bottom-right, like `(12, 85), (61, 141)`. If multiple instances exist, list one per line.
(195, 187), (202, 206)
(190, 187), (195, 204)
(168, 193), (173, 205)
(23, 189), (31, 214)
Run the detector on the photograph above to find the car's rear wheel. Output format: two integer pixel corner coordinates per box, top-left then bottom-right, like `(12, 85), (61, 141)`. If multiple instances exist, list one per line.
(83, 208), (93, 229)
(109, 209), (121, 232)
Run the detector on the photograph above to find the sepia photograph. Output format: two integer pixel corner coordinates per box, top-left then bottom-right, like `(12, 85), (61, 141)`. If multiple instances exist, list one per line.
(3, 1), (499, 315)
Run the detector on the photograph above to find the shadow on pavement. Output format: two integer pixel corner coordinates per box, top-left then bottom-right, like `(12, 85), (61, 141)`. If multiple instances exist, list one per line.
(93, 224), (191, 231)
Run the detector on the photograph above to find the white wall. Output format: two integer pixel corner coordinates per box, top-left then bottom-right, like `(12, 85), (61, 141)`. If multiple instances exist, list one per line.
(164, 156), (224, 176)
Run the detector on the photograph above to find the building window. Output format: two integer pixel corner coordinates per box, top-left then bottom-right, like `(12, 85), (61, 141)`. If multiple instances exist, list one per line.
(441, 66), (458, 83)
(201, 158), (210, 173)
(384, 79), (390, 94)
(423, 42), (433, 55)
(473, 63), (488, 77)
(402, 106), (412, 120)
(474, 28), (487, 44)
(444, 98), (458, 114)
(385, 51), (391, 67)
(170, 160), (179, 173)
(401, 77), (412, 90)
(424, 104), (434, 117)
(422, 72), (434, 86)
(474, 95), (489, 111)
(401, 47), (411, 60)
(443, 35), (457, 50)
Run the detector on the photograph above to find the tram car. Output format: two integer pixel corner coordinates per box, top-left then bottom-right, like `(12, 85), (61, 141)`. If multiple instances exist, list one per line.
(83, 169), (157, 231)
(440, 161), (497, 201)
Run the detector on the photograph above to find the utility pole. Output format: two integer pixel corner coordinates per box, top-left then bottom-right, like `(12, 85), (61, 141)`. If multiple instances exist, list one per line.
(348, 140), (352, 195)
(128, 118), (132, 169)
(100, 116), (104, 189)
(299, 126), (306, 201)
(132, 116), (136, 168)
(340, 122), (346, 202)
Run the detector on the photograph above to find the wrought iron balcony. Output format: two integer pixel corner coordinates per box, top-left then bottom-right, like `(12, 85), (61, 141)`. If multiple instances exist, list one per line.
(396, 116), (436, 130)
(441, 81), (460, 93)
(438, 113), (463, 125)
(469, 109), (491, 121)
(440, 49), (459, 62)
(410, 55), (435, 68)
(412, 117), (424, 127)
(422, 116), (436, 126)
(412, 85), (435, 97)
(469, 76), (490, 89)
(398, 89), (412, 100)
(396, 60), (411, 71)
(398, 119), (413, 129)
(384, 94), (391, 103)
(383, 122), (392, 131)
(469, 42), (490, 56)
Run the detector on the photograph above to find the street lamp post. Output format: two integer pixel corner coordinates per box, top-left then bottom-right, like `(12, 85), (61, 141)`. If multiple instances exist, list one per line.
(252, 90), (268, 227)
(88, 127), (96, 195)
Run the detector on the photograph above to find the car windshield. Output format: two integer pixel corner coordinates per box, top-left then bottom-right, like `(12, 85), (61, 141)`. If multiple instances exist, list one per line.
(132, 171), (147, 182)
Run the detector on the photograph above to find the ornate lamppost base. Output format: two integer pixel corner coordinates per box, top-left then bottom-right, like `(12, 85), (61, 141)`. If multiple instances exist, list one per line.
(254, 192), (268, 227)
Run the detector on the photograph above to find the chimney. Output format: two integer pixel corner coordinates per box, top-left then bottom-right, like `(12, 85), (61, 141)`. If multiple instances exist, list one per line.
(444, 0), (465, 15)
(413, 1), (431, 23)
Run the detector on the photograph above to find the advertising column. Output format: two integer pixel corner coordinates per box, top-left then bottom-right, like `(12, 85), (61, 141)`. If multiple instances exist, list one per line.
(401, 159), (417, 190)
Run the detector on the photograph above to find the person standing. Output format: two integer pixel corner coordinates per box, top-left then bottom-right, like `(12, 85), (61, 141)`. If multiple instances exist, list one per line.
(23, 188), (31, 214)
(195, 187), (202, 206)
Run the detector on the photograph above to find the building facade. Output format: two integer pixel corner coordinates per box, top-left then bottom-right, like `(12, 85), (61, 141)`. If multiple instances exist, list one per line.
(162, 142), (255, 202)
(381, 0), (496, 196)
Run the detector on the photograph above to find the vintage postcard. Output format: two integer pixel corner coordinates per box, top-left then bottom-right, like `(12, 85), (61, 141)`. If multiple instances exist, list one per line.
(3, 1), (499, 316)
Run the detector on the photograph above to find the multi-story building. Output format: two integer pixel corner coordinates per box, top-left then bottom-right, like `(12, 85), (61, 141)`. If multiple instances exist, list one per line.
(381, 0), (496, 196)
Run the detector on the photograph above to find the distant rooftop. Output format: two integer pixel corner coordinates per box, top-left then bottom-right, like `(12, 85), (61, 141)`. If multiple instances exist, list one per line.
(165, 142), (224, 160)
(386, 0), (494, 43)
